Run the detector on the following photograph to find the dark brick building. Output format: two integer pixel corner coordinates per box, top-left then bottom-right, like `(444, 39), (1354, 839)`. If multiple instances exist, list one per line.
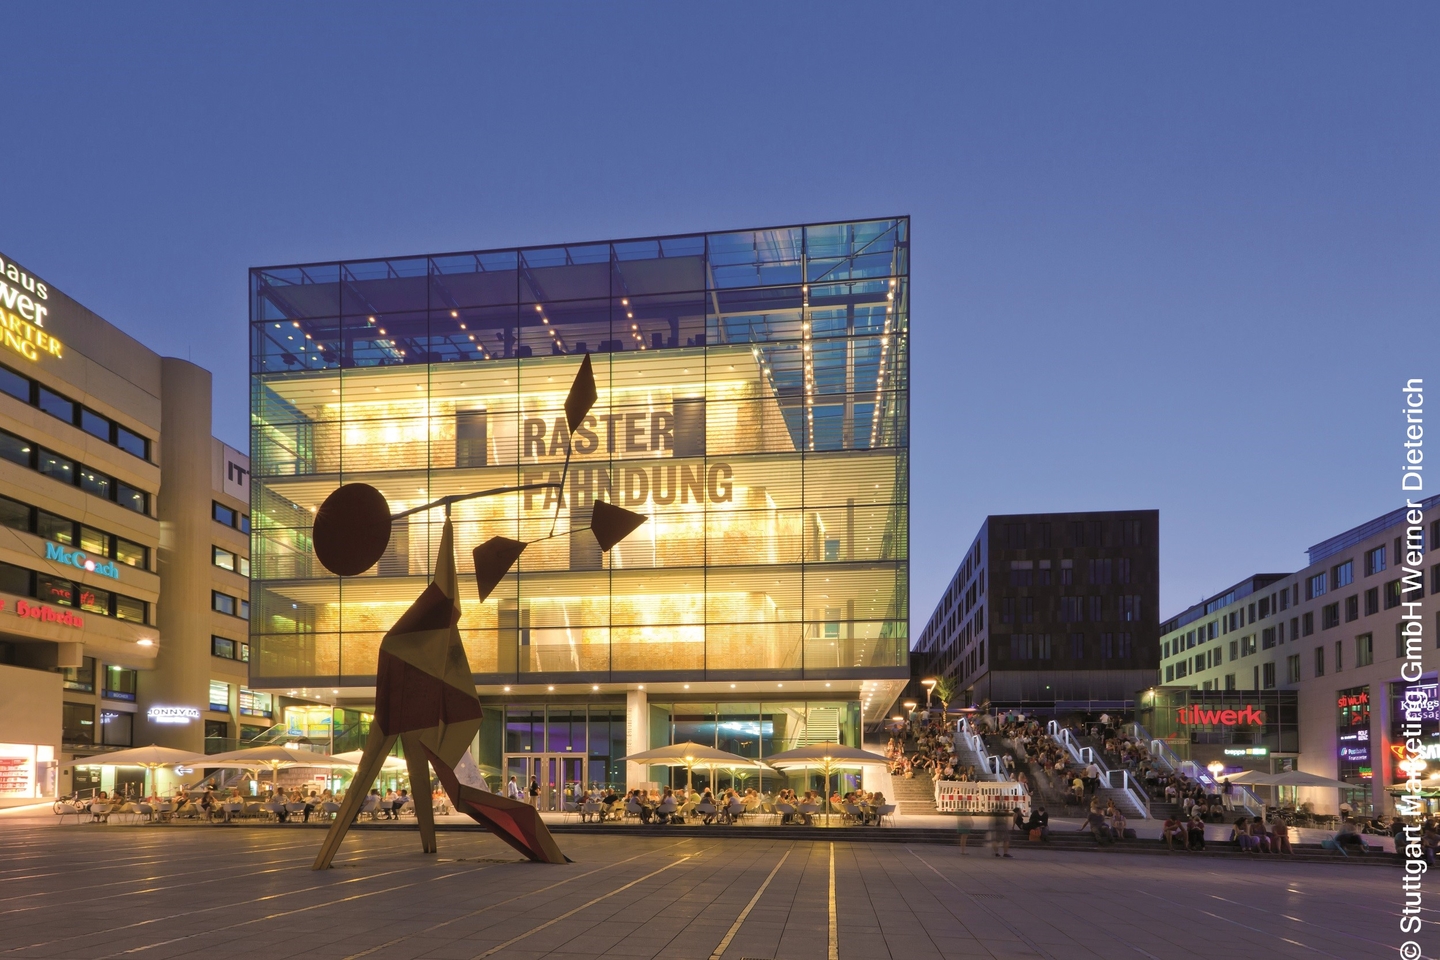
(914, 510), (1159, 711)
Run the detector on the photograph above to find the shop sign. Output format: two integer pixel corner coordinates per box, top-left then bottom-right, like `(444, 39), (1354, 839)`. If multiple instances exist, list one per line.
(147, 706), (200, 725)
(99, 711), (121, 724)
(45, 542), (119, 580)
(1175, 705), (1265, 725)
(1222, 747), (1270, 757)
(7, 599), (83, 628)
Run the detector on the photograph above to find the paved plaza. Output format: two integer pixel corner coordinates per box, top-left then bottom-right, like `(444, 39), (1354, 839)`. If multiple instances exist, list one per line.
(0, 821), (1402, 960)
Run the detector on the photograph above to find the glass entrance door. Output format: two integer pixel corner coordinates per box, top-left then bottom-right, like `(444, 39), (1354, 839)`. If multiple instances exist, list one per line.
(504, 755), (586, 812)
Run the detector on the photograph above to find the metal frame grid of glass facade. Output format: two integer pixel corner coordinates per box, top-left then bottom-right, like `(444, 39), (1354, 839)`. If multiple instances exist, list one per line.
(248, 218), (909, 688)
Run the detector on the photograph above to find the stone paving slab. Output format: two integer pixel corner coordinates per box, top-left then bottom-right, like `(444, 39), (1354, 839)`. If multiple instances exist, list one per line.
(0, 819), (1404, 959)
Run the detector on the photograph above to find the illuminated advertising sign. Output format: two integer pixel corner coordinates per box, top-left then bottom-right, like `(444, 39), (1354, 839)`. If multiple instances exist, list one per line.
(1222, 747), (1270, 757)
(5, 598), (83, 628)
(0, 258), (62, 365)
(1174, 705), (1266, 726)
(45, 542), (119, 580)
(146, 706), (200, 725)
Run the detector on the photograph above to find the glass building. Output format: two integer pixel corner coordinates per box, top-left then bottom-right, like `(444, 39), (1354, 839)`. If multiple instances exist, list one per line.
(248, 218), (910, 799)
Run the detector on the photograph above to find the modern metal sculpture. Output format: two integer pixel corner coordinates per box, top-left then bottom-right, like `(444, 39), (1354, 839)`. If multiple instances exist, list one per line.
(310, 354), (646, 868)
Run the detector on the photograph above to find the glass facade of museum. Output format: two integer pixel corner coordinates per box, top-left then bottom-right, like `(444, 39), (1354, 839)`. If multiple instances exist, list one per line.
(248, 219), (909, 690)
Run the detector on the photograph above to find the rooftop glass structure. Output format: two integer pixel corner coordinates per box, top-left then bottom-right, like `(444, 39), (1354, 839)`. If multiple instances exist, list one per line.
(248, 218), (909, 689)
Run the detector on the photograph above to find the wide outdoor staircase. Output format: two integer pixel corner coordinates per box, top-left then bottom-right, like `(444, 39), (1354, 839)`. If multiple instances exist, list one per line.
(891, 768), (940, 816)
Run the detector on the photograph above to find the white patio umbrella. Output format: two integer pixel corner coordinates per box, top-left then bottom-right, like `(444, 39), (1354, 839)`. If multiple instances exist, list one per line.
(197, 743), (355, 791)
(332, 749), (408, 772)
(763, 743), (890, 816)
(1267, 770), (1354, 789)
(618, 741), (769, 792)
(62, 744), (208, 797)
(1221, 770), (1280, 785)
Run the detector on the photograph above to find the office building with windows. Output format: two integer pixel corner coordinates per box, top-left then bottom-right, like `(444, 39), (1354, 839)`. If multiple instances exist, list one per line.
(248, 218), (911, 804)
(0, 252), (257, 805)
(913, 510), (1160, 712)
(1156, 494), (1440, 815)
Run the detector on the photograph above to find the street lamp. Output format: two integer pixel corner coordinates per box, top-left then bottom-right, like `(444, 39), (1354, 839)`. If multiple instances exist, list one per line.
(921, 678), (937, 709)
(903, 700), (917, 717)
(1207, 761), (1226, 782)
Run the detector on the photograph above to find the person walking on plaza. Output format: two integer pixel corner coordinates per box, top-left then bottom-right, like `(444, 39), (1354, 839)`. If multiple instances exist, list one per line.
(528, 777), (540, 807)
(988, 806), (1012, 858)
(505, 775), (524, 801)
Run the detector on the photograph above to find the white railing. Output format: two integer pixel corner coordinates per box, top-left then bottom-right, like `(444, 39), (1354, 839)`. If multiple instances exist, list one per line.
(1128, 724), (1265, 819)
(956, 718), (1007, 780)
(1046, 721), (1095, 765)
(1101, 768), (1151, 819)
(933, 780), (1030, 818)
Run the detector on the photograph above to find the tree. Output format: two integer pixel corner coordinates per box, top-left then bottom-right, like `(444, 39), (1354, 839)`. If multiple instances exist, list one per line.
(931, 677), (958, 715)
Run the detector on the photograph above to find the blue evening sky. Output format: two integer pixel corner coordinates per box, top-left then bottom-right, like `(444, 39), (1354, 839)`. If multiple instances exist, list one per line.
(0, 4), (1435, 623)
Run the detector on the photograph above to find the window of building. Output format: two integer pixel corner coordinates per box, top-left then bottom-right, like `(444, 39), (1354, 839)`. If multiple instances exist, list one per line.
(0, 364), (28, 402)
(103, 665), (136, 701)
(1365, 545), (1386, 576)
(1301, 611), (1314, 636)
(238, 688), (273, 717)
(1089, 596), (1103, 621)
(1119, 518), (1142, 545)
(100, 709), (133, 747)
(1332, 560), (1354, 589)
(0, 431), (30, 468)
(114, 595), (147, 623)
(208, 681), (231, 713)
(0, 495), (26, 532)
(1432, 563), (1440, 595)
(238, 599), (250, 620)
(1334, 640), (1343, 671)
(1385, 579), (1402, 609)
(1229, 639), (1238, 661)
(1165, 665), (1175, 682)
(36, 386), (74, 423)
(78, 585), (111, 616)
(1070, 633), (1084, 659)
(212, 502), (236, 527)
(1224, 673), (1236, 691)
(1262, 661), (1276, 689)
(1314, 645), (1325, 677)
(62, 701), (94, 744)
(1345, 595), (1358, 622)
(213, 546), (238, 572)
(1059, 596), (1082, 623)
(1118, 595), (1141, 622)
(1364, 587), (1379, 616)
(1307, 572), (1327, 600)
(1322, 603), (1339, 629)
(1356, 633), (1373, 668)
(1088, 558), (1112, 585)
(1262, 627), (1276, 649)
(115, 426), (149, 460)
(212, 635), (235, 659)
(212, 591), (236, 616)
(61, 657), (96, 692)
(116, 538), (148, 569)
(1008, 560), (1032, 587)
(1060, 559), (1073, 585)
(1286, 654), (1301, 684)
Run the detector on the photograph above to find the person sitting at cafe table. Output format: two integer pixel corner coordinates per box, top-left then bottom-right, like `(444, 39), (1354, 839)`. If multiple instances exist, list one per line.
(392, 788), (410, 819)
(655, 787), (678, 824)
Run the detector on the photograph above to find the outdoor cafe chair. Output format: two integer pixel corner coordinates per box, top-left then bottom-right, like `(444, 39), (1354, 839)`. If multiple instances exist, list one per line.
(724, 799), (745, 823)
(357, 795), (381, 820)
(155, 802), (175, 823)
(875, 803), (896, 827)
(797, 802), (820, 825)
(320, 801), (340, 822)
(775, 802), (796, 824)
(655, 797), (678, 823)
(136, 803), (155, 823)
(263, 802), (285, 822)
(89, 803), (112, 824)
(624, 797), (644, 821)
(841, 802), (862, 825)
(695, 801), (718, 824)
(221, 801), (243, 823)
(286, 802), (308, 821)
(580, 799), (602, 823)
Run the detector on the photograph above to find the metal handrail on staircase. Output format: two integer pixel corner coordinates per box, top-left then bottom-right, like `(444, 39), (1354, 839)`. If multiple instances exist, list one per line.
(1045, 720), (1095, 765)
(1101, 768), (1151, 819)
(956, 718), (1008, 780)
(1124, 723), (1264, 819)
